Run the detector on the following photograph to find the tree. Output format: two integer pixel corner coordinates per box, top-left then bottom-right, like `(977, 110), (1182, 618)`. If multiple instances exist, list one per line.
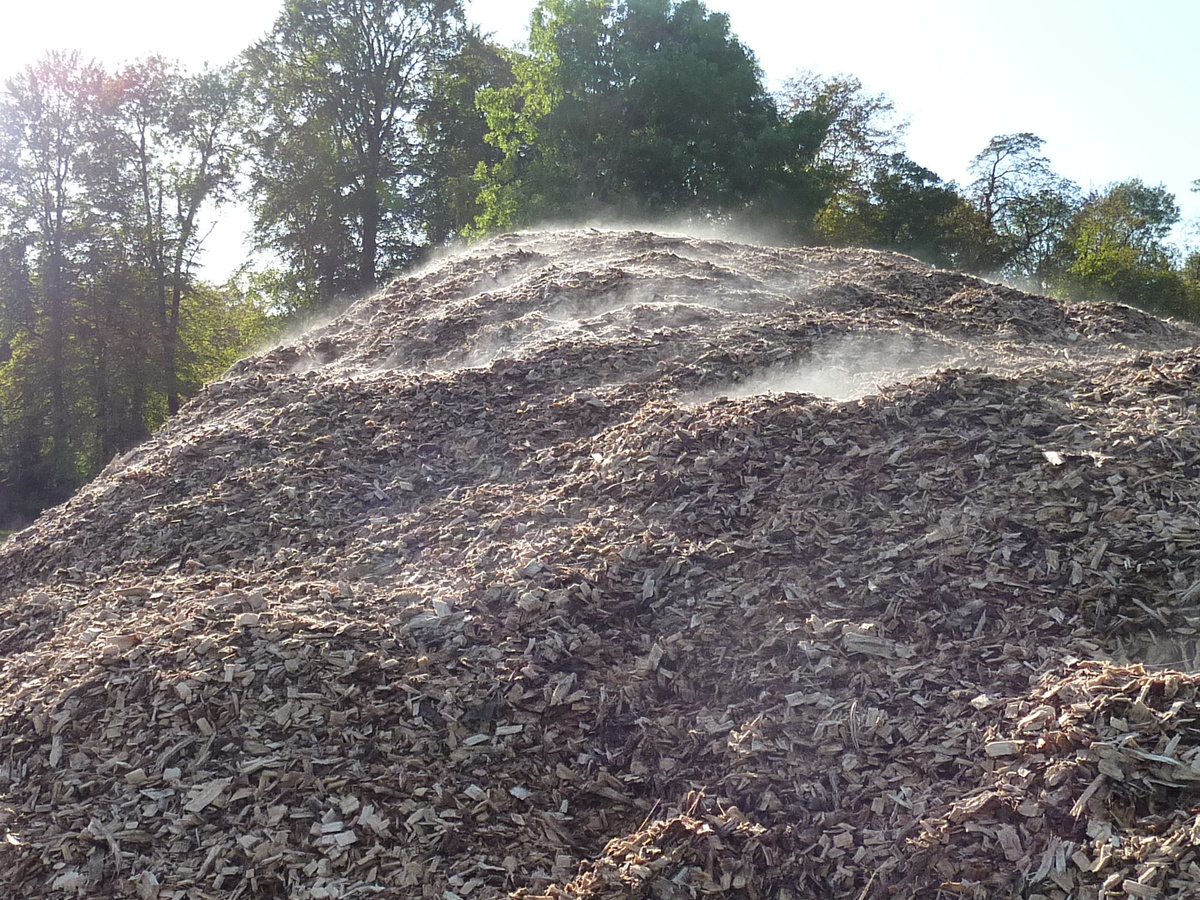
(777, 71), (904, 197)
(0, 53), (266, 530)
(412, 30), (514, 244)
(105, 59), (241, 415)
(1054, 179), (1186, 315)
(966, 133), (1080, 280)
(815, 152), (977, 268)
(471, 0), (820, 233)
(1182, 249), (1200, 312)
(0, 52), (104, 501)
(608, 0), (779, 211)
(243, 0), (467, 305)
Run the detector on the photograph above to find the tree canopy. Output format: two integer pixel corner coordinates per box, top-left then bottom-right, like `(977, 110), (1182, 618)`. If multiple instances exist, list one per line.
(966, 133), (1080, 281)
(243, 0), (468, 305)
(471, 0), (830, 235)
(1053, 179), (1187, 316)
(0, 54), (269, 529)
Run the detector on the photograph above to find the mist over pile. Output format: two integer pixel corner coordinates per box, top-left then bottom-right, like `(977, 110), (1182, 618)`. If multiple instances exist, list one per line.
(3, 228), (1200, 899)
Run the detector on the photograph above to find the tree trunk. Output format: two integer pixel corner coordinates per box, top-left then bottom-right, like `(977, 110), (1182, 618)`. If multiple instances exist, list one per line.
(360, 161), (380, 288)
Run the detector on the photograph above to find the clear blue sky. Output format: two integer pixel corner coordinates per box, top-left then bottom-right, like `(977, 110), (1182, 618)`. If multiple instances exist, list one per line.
(2, 0), (1197, 270)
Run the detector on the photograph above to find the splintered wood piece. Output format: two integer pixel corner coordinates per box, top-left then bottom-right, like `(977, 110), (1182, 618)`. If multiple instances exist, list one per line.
(183, 778), (232, 815)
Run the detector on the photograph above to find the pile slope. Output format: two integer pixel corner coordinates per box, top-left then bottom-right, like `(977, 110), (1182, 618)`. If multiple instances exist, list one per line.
(3, 229), (1200, 899)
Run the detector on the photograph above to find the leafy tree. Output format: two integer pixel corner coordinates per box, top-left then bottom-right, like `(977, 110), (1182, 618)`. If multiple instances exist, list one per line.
(0, 53), (266, 529)
(470, 41), (564, 234)
(105, 59), (242, 414)
(413, 30), (515, 244)
(1182, 250), (1200, 311)
(777, 71), (904, 197)
(243, 0), (468, 305)
(472, 0), (822, 233)
(177, 279), (277, 389)
(815, 152), (977, 267)
(966, 133), (1080, 279)
(0, 222), (42, 529)
(861, 155), (961, 264)
(608, 0), (779, 210)
(1053, 179), (1187, 315)
(0, 51), (104, 501)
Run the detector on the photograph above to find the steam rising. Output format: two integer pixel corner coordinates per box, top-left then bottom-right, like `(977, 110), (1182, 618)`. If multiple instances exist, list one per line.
(691, 334), (973, 403)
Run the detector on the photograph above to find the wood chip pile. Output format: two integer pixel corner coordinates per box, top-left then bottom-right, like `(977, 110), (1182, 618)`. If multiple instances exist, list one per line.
(3, 228), (1200, 899)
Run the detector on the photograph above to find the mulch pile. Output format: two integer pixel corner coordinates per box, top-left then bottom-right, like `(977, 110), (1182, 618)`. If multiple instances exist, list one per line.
(3, 228), (1200, 899)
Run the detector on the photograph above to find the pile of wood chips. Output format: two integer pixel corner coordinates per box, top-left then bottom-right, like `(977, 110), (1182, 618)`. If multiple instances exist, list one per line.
(3, 228), (1200, 899)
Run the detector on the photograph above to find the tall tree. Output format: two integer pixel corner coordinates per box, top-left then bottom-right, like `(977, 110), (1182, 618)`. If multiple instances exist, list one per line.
(0, 53), (267, 529)
(0, 52), (104, 501)
(412, 30), (514, 244)
(966, 133), (1079, 279)
(1054, 179), (1187, 315)
(243, 0), (467, 305)
(776, 71), (904, 198)
(108, 60), (241, 414)
(814, 152), (978, 268)
(472, 0), (823, 233)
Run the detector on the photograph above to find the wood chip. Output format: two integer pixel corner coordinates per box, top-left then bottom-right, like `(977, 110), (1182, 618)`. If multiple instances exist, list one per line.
(183, 778), (232, 814)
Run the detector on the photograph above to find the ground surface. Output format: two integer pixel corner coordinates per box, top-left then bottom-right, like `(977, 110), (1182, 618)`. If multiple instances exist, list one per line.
(3, 229), (1200, 899)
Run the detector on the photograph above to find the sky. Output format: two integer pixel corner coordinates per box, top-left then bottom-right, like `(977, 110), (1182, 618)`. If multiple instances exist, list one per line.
(1, 0), (1197, 275)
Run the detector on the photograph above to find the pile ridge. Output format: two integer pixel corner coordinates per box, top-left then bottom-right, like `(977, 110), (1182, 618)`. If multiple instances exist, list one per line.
(2, 228), (1200, 899)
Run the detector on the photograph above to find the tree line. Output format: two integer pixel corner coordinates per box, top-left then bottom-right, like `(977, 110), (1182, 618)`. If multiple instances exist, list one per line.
(2, 0), (1198, 529)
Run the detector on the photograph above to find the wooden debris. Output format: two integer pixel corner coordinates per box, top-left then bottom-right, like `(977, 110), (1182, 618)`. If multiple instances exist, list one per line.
(1, 228), (1200, 898)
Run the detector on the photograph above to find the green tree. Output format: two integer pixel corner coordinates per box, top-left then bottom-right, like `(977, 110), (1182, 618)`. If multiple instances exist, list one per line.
(608, 0), (779, 210)
(413, 30), (515, 244)
(777, 71), (904, 197)
(1054, 179), (1186, 315)
(472, 0), (821, 233)
(105, 59), (241, 415)
(1182, 250), (1200, 311)
(0, 53), (265, 529)
(0, 52), (104, 503)
(815, 152), (976, 268)
(966, 133), (1079, 279)
(243, 0), (467, 305)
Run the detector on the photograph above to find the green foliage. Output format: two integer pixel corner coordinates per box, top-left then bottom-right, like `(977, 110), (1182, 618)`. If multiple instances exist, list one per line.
(178, 282), (276, 396)
(815, 152), (977, 268)
(1184, 251), (1200, 294)
(414, 31), (515, 244)
(242, 0), (467, 300)
(777, 71), (904, 197)
(966, 133), (1080, 280)
(471, 0), (819, 234)
(0, 53), (256, 529)
(471, 44), (564, 234)
(1052, 179), (1190, 317)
